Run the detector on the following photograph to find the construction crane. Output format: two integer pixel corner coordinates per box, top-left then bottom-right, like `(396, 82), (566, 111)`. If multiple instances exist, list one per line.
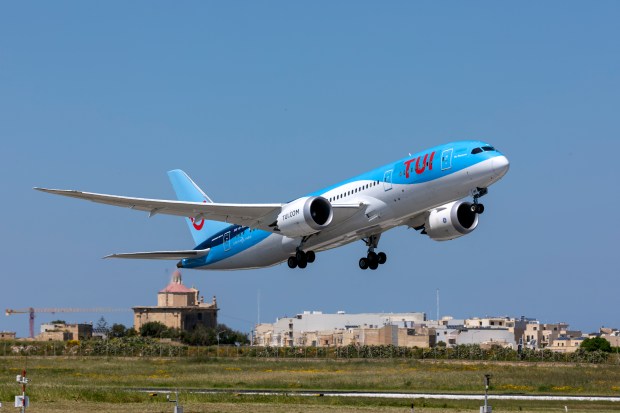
(5, 307), (129, 339)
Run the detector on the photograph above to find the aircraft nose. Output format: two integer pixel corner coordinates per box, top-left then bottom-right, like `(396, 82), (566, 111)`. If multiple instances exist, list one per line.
(492, 155), (510, 177)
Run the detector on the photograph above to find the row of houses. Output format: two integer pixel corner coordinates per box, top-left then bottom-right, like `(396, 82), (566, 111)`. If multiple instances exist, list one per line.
(254, 311), (436, 348)
(253, 311), (620, 352)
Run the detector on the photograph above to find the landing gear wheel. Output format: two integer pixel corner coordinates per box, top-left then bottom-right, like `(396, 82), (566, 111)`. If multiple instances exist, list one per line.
(471, 187), (488, 214)
(360, 234), (383, 270)
(367, 251), (380, 269)
(377, 252), (387, 265)
(287, 257), (298, 269)
(298, 258), (308, 269)
(296, 250), (306, 262)
(306, 251), (316, 263)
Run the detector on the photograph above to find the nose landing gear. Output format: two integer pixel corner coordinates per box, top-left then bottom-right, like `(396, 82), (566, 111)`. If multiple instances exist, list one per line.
(470, 187), (488, 214)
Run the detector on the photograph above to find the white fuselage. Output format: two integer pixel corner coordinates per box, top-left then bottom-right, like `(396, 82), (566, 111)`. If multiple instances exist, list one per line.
(206, 155), (507, 270)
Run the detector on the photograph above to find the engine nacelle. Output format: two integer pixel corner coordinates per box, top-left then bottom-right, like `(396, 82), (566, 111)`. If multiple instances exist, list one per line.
(275, 196), (333, 238)
(424, 200), (479, 241)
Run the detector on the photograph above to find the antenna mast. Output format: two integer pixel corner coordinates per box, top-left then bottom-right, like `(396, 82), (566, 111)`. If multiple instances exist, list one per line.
(436, 288), (440, 322)
(257, 289), (261, 325)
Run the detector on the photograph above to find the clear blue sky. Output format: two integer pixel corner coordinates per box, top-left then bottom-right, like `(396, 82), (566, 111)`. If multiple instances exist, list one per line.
(1, 2), (619, 337)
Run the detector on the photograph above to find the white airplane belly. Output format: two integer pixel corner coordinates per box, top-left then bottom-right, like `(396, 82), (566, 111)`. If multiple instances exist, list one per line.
(203, 234), (293, 270)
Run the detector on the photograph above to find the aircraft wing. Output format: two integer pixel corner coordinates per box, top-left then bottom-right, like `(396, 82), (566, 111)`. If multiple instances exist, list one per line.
(34, 188), (364, 232)
(104, 248), (210, 260)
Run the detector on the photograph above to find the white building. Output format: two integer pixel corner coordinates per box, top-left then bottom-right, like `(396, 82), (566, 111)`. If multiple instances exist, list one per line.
(255, 310), (427, 347)
(456, 328), (516, 349)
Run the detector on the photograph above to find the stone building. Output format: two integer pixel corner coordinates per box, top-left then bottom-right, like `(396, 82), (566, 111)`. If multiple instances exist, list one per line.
(133, 271), (218, 332)
(547, 336), (585, 353)
(521, 321), (581, 349)
(0, 331), (17, 340)
(398, 327), (437, 348)
(37, 323), (92, 341)
(601, 328), (620, 347)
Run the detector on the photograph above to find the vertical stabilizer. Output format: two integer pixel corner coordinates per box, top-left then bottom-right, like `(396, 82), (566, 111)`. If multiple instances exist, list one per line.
(167, 169), (230, 246)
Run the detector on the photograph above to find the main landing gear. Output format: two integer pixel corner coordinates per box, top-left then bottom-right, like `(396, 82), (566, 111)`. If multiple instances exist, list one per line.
(470, 187), (488, 214)
(287, 249), (316, 269)
(358, 234), (387, 270)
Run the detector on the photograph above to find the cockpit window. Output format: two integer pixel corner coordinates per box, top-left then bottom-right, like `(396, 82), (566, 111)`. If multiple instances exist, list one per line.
(482, 146), (495, 152)
(471, 147), (483, 154)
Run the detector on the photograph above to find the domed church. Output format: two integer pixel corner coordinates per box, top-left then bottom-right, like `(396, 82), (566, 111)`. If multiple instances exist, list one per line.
(133, 271), (218, 332)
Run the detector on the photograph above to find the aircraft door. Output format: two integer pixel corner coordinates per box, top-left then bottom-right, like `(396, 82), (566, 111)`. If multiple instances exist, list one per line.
(383, 170), (393, 191)
(224, 231), (231, 251)
(441, 148), (453, 170)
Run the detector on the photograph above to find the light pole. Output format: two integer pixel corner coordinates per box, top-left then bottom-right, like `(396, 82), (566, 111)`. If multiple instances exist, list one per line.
(481, 374), (492, 413)
(16, 369), (30, 413)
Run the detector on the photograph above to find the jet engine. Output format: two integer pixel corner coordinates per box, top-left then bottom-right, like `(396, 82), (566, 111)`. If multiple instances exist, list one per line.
(274, 196), (333, 238)
(424, 200), (479, 241)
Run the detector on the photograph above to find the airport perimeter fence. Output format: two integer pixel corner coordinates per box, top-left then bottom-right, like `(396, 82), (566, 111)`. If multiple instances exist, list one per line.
(2, 338), (619, 364)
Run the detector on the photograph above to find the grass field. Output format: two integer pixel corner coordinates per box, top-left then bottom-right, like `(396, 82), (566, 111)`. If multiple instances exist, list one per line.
(1, 357), (619, 412)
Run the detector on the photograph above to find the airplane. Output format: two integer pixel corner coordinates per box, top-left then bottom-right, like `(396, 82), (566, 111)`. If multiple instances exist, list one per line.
(35, 140), (509, 271)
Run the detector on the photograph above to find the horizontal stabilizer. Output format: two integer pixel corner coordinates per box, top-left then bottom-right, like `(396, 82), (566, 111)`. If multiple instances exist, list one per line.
(103, 248), (210, 260)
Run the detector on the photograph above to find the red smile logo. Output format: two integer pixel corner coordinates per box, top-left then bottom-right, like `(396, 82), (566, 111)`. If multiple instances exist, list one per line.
(190, 200), (207, 230)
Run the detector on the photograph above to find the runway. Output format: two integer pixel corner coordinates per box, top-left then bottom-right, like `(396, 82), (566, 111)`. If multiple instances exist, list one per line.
(138, 388), (620, 403)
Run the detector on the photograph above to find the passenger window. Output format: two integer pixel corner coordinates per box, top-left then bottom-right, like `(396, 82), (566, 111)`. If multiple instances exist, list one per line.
(471, 147), (483, 154)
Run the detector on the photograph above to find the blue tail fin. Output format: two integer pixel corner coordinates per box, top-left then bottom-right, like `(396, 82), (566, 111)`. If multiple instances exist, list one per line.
(167, 169), (230, 246)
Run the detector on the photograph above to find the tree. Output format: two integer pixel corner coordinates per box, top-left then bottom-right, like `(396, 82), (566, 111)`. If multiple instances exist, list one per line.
(213, 324), (249, 345)
(180, 323), (249, 346)
(140, 321), (169, 338)
(182, 325), (216, 346)
(109, 323), (128, 338)
(96, 316), (109, 331)
(580, 337), (612, 352)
